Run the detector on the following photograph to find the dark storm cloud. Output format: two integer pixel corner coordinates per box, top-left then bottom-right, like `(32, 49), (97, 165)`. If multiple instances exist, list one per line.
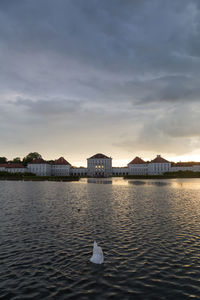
(0, 0), (200, 159)
(14, 98), (82, 116)
(0, 0), (199, 97)
(114, 103), (200, 155)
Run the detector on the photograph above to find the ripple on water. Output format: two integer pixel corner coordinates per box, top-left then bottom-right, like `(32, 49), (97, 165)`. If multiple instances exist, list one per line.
(1, 180), (200, 299)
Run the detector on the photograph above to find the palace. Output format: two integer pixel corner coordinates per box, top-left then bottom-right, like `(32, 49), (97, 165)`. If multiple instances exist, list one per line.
(87, 153), (112, 177)
(1, 153), (200, 177)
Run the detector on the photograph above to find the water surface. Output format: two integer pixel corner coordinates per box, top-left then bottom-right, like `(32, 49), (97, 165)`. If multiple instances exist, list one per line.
(1, 178), (200, 299)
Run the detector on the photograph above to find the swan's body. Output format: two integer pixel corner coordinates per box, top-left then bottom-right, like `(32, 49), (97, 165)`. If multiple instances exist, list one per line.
(90, 241), (104, 264)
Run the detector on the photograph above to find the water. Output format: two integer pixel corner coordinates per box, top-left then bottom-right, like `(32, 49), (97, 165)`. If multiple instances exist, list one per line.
(1, 178), (200, 299)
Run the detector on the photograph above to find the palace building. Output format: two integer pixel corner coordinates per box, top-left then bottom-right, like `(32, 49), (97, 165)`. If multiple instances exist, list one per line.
(2, 153), (200, 177)
(128, 155), (171, 175)
(87, 153), (112, 177)
(51, 157), (71, 176)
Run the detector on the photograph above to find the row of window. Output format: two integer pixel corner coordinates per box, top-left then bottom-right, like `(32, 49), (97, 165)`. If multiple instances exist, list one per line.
(52, 166), (69, 169)
(89, 161), (111, 165)
(153, 165), (169, 171)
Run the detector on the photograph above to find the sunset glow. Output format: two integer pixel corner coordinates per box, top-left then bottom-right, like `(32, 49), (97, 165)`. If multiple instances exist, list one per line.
(0, 1), (200, 165)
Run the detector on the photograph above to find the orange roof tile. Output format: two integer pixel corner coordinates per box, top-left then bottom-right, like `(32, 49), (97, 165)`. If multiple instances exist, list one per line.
(151, 155), (169, 163)
(6, 163), (25, 168)
(128, 157), (146, 164)
(89, 153), (110, 159)
(53, 157), (70, 165)
(172, 162), (193, 167)
(171, 161), (200, 166)
(0, 164), (8, 167)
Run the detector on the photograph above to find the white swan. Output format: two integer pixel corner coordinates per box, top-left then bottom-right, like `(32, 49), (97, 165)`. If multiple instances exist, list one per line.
(90, 241), (104, 264)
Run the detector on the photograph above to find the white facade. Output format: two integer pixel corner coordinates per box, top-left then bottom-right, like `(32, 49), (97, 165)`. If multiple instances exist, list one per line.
(87, 154), (112, 177)
(128, 157), (148, 175)
(112, 167), (128, 176)
(148, 163), (170, 175)
(192, 165), (200, 172)
(28, 159), (51, 176)
(128, 155), (200, 176)
(170, 164), (200, 172)
(71, 168), (88, 176)
(51, 157), (71, 176)
(0, 164), (7, 171)
(0, 164), (27, 173)
(170, 165), (193, 172)
(52, 164), (70, 176)
(148, 155), (171, 175)
(128, 155), (171, 175)
(7, 166), (28, 173)
(129, 164), (148, 175)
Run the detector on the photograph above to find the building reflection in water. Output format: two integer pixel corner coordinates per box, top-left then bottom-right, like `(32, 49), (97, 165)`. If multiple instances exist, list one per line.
(81, 178), (200, 189)
(87, 178), (112, 184)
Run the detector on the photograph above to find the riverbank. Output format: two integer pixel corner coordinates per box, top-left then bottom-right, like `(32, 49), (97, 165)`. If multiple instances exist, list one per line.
(124, 171), (200, 179)
(0, 175), (80, 181)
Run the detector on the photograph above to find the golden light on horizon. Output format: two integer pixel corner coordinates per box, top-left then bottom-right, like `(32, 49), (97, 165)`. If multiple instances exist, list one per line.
(112, 159), (130, 167)
(72, 153), (200, 168)
(168, 154), (200, 163)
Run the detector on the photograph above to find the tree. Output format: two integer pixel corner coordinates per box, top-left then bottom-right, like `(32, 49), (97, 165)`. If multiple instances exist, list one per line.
(46, 160), (54, 164)
(0, 157), (7, 163)
(13, 157), (21, 163)
(23, 152), (42, 165)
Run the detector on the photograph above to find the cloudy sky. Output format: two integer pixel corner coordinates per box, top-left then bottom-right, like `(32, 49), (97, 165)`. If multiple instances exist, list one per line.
(1, 0), (200, 166)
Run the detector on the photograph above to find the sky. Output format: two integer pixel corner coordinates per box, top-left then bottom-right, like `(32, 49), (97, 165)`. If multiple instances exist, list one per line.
(0, 0), (200, 166)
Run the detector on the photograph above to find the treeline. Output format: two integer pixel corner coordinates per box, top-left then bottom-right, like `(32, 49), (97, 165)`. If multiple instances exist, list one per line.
(0, 152), (45, 165)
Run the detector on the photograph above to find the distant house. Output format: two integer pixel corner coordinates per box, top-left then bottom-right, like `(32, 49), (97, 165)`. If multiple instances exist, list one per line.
(127, 155), (171, 175)
(128, 157), (148, 175)
(27, 158), (51, 176)
(0, 164), (8, 172)
(51, 157), (71, 176)
(87, 153), (112, 177)
(0, 163), (27, 173)
(148, 155), (171, 175)
(6, 163), (28, 173)
(192, 164), (200, 172)
(170, 162), (193, 172)
(170, 162), (200, 173)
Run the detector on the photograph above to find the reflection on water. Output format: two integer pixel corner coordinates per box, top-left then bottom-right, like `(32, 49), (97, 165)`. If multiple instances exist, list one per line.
(84, 177), (200, 189)
(128, 180), (146, 185)
(1, 179), (200, 299)
(87, 178), (112, 184)
(128, 180), (170, 186)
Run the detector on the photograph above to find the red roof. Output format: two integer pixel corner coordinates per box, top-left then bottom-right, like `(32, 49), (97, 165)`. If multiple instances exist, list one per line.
(0, 164), (8, 167)
(151, 155), (169, 163)
(6, 163), (25, 169)
(53, 157), (70, 165)
(128, 157), (146, 164)
(172, 162), (200, 166)
(89, 153), (110, 159)
(172, 162), (193, 167)
(29, 158), (47, 164)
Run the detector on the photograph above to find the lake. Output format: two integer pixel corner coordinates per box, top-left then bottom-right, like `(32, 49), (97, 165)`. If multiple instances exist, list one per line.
(1, 178), (200, 299)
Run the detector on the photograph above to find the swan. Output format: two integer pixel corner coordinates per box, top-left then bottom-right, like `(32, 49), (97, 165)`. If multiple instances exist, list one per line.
(90, 241), (104, 264)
